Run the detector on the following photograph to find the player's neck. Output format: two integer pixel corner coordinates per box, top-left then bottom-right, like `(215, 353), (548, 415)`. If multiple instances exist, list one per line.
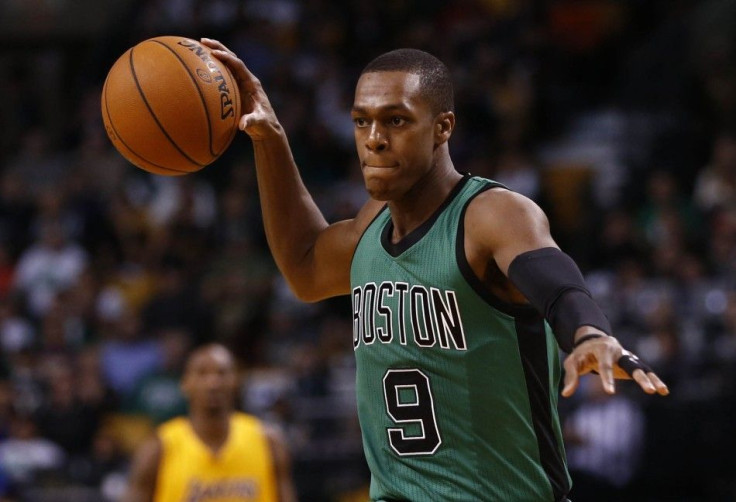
(189, 409), (231, 453)
(388, 157), (462, 242)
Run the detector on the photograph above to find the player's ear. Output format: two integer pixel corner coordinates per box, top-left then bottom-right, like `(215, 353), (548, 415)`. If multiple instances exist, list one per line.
(434, 111), (455, 146)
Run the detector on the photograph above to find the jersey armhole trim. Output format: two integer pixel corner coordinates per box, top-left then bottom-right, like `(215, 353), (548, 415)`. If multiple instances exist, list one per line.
(456, 183), (540, 319)
(350, 204), (389, 270)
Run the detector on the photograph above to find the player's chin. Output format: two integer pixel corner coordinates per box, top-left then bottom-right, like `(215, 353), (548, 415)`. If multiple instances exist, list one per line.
(202, 402), (229, 415)
(203, 393), (229, 409)
(367, 190), (390, 202)
(364, 178), (395, 201)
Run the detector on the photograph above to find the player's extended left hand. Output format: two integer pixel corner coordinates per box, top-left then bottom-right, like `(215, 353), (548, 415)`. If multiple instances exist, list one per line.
(561, 335), (669, 397)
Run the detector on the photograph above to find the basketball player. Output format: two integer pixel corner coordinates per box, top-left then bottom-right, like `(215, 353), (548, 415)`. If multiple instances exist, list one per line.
(122, 344), (297, 502)
(202, 39), (669, 501)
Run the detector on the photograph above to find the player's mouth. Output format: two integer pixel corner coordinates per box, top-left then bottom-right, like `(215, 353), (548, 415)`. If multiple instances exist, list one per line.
(362, 162), (399, 168)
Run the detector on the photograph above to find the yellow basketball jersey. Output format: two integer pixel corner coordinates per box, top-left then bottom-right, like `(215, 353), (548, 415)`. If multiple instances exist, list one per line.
(154, 412), (279, 502)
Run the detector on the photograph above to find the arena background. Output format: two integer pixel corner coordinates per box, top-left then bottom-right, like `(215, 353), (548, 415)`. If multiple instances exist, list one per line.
(0, 0), (735, 500)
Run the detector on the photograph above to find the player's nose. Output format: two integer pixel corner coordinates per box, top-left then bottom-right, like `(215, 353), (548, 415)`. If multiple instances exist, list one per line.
(366, 123), (388, 152)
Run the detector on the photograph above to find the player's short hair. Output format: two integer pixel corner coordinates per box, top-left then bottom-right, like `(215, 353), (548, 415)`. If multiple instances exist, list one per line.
(360, 48), (454, 115)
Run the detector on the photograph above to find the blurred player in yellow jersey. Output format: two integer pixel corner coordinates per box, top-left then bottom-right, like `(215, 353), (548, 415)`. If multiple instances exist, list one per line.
(122, 344), (297, 502)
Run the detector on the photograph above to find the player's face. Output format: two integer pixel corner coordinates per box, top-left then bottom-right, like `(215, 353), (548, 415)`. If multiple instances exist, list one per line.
(181, 346), (238, 414)
(352, 71), (440, 201)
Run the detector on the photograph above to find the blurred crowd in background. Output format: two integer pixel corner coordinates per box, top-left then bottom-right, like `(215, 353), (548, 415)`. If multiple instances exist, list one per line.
(0, 0), (735, 500)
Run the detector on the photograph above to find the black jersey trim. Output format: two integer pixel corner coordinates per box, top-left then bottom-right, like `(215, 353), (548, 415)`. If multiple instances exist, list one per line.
(515, 315), (571, 501)
(381, 175), (470, 257)
(361, 204), (390, 245)
(351, 203), (390, 269)
(455, 182), (539, 318)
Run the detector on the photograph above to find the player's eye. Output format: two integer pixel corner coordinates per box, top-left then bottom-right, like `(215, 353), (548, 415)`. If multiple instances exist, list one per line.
(389, 116), (406, 127)
(353, 117), (369, 128)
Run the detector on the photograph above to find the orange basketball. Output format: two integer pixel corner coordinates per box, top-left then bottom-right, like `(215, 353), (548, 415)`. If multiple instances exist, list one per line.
(101, 36), (241, 176)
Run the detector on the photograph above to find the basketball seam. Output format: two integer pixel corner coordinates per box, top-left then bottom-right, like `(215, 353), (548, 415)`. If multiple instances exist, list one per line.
(103, 73), (192, 175)
(150, 39), (217, 158)
(129, 46), (205, 169)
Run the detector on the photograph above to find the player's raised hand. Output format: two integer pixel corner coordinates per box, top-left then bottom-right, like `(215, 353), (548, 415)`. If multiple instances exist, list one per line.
(561, 334), (669, 397)
(201, 38), (281, 140)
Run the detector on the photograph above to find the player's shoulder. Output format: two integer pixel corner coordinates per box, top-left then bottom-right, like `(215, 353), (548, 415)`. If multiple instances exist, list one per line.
(230, 413), (286, 449)
(157, 415), (188, 434)
(338, 198), (387, 253)
(232, 411), (274, 436)
(231, 410), (261, 425)
(353, 198), (387, 230)
(466, 181), (545, 222)
(155, 416), (193, 447)
(464, 180), (550, 249)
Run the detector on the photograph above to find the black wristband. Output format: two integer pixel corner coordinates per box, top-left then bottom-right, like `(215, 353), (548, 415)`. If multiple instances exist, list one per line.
(508, 247), (612, 353)
(573, 333), (605, 349)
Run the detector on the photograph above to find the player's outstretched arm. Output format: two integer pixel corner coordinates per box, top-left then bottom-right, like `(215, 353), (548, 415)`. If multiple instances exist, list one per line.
(465, 188), (669, 397)
(121, 436), (161, 502)
(201, 38), (383, 301)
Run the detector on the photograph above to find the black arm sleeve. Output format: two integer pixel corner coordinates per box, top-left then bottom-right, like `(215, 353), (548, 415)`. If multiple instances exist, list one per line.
(507, 247), (612, 353)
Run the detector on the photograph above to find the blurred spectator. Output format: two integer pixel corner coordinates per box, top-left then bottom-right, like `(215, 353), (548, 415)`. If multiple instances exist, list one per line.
(565, 378), (645, 502)
(96, 234), (158, 320)
(694, 131), (736, 215)
(0, 247), (15, 300)
(125, 328), (191, 424)
(4, 129), (67, 198)
(140, 256), (211, 343)
(707, 207), (736, 279)
(0, 463), (11, 500)
(636, 306), (692, 395)
(34, 361), (102, 456)
(71, 92), (129, 200)
(0, 298), (35, 355)
(590, 208), (647, 269)
(690, 0), (736, 128)
(0, 171), (34, 262)
(37, 296), (85, 357)
(708, 292), (736, 397)
(0, 380), (13, 441)
(145, 176), (217, 231)
(0, 411), (65, 490)
(66, 428), (128, 499)
(99, 309), (163, 399)
(12, 218), (88, 320)
(75, 346), (118, 414)
(200, 238), (276, 361)
(636, 170), (702, 253)
(491, 148), (541, 201)
(5, 350), (45, 417)
(213, 183), (257, 246)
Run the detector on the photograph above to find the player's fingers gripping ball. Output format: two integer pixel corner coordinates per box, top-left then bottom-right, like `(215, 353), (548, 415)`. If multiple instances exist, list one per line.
(101, 36), (241, 175)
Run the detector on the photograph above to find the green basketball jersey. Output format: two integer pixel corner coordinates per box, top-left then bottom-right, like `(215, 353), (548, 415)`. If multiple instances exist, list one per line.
(350, 175), (571, 502)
